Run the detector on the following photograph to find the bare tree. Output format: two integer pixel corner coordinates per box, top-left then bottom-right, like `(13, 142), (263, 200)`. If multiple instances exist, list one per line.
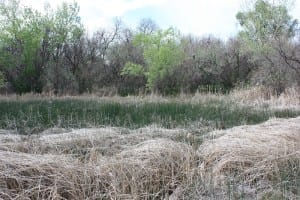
(137, 18), (158, 35)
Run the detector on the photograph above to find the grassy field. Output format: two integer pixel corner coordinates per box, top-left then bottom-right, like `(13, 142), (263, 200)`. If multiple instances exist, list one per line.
(0, 90), (299, 134)
(0, 87), (299, 199)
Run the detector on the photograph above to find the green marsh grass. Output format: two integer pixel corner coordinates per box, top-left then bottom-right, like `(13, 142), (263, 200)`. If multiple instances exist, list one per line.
(0, 97), (299, 134)
(0, 91), (299, 199)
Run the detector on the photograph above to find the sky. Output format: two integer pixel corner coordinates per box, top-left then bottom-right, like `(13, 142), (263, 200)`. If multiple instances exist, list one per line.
(20, 0), (300, 40)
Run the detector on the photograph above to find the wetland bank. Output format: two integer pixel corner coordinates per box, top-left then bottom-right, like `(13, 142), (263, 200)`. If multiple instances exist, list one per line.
(0, 88), (299, 199)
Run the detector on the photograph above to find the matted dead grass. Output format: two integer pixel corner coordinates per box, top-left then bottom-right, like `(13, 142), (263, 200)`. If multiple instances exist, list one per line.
(0, 130), (195, 199)
(0, 150), (107, 200)
(0, 117), (299, 199)
(197, 116), (300, 199)
(97, 139), (195, 199)
(0, 127), (190, 158)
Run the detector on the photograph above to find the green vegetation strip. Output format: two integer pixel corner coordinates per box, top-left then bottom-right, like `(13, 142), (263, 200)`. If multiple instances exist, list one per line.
(0, 99), (299, 134)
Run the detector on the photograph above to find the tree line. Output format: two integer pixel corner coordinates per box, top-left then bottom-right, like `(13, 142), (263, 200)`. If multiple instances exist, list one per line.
(0, 0), (299, 95)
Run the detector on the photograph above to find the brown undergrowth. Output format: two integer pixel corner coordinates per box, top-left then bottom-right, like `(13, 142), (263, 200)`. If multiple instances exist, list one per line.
(0, 116), (299, 199)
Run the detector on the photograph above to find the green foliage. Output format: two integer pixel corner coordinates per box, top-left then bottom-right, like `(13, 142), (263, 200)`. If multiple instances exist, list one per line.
(236, 0), (300, 91)
(123, 27), (185, 91)
(0, 0), (45, 92)
(236, 0), (298, 54)
(0, 98), (299, 133)
(42, 1), (85, 94)
(0, 71), (4, 87)
(121, 62), (144, 76)
(0, 0), (84, 94)
(47, 1), (84, 52)
(0, 2), (39, 92)
(0, 0), (298, 95)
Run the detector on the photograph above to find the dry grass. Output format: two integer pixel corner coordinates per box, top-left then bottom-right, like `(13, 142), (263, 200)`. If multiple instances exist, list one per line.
(0, 151), (98, 199)
(0, 138), (195, 200)
(197, 116), (300, 199)
(0, 127), (192, 157)
(0, 88), (299, 199)
(1, 86), (298, 110)
(0, 117), (299, 199)
(98, 139), (195, 199)
(0, 127), (197, 199)
(230, 86), (300, 110)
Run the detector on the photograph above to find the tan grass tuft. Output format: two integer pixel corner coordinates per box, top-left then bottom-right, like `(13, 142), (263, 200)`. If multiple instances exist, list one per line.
(0, 138), (196, 199)
(98, 139), (195, 199)
(0, 127), (188, 157)
(0, 151), (107, 200)
(1, 116), (299, 199)
(231, 86), (300, 110)
(198, 117), (300, 199)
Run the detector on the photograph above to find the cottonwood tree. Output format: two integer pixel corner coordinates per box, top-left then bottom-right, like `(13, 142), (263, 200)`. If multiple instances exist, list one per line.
(0, 0), (46, 93)
(43, 1), (85, 94)
(121, 27), (184, 93)
(236, 0), (297, 52)
(236, 0), (299, 91)
(0, 0), (85, 94)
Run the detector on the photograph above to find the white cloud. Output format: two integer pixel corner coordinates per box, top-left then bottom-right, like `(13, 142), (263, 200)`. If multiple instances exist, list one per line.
(20, 0), (166, 31)
(159, 0), (241, 39)
(81, 0), (165, 18)
(17, 0), (300, 39)
(79, 0), (166, 30)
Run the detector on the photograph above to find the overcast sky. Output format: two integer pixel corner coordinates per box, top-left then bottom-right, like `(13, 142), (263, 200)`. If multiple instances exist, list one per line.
(20, 0), (300, 40)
